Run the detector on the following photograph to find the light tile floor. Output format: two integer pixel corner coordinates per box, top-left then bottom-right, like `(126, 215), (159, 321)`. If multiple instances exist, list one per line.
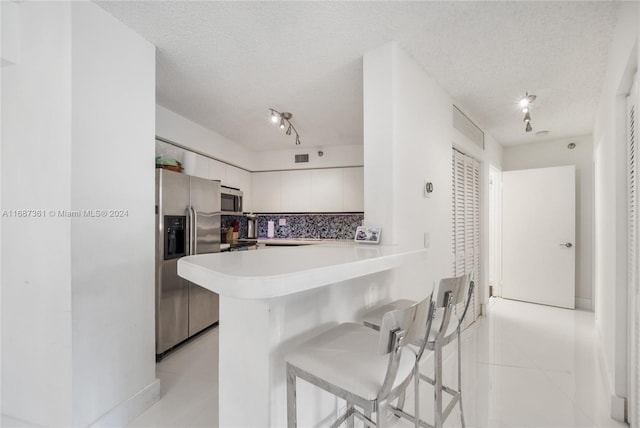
(127, 298), (630, 428)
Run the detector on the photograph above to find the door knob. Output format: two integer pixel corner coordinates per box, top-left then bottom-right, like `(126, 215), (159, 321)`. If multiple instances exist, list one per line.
(560, 242), (573, 248)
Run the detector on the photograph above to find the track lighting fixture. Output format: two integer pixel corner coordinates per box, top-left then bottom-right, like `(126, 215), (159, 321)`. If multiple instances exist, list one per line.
(519, 92), (536, 132)
(269, 108), (302, 145)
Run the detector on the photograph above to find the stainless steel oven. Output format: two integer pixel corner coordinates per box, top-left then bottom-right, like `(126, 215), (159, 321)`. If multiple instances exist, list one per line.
(221, 186), (243, 215)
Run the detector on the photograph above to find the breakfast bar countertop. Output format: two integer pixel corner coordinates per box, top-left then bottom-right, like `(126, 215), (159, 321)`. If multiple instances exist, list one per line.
(178, 242), (427, 299)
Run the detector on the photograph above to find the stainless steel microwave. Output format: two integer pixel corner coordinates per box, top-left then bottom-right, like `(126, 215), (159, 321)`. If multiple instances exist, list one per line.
(221, 186), (243, 214)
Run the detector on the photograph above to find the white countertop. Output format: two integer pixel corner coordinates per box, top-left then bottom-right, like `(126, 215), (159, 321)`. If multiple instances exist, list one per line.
(178, 242), (427, 299)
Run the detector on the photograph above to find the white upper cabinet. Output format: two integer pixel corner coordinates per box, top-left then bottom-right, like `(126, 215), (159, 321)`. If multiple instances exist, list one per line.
(342, 167), (364, 212)
(209, 159), (226, 183)
(252, 171), (281, 212)
(311, 169), (343, 212)
(225, 165), (241, 189)
(281, 170), (312, 212)
(240, 167), (363, 213)
(238, 169), (252, 212)
(183, 152), (211, 180)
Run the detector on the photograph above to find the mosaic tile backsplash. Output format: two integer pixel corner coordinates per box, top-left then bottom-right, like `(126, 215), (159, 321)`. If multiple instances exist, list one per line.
(221, 215), (248, 239)
(257, 214), (364, 240)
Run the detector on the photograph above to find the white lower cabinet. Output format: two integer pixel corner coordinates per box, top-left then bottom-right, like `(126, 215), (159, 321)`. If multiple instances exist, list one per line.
(251, 167), (363, 213)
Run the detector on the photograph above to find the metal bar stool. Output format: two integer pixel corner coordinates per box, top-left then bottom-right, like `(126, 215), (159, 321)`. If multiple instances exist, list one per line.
(285, 295), (433, 428)
(361, 274), (474, 428)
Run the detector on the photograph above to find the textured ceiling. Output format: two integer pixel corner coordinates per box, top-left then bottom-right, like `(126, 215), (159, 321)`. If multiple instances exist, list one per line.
(97, 1), (619, 150)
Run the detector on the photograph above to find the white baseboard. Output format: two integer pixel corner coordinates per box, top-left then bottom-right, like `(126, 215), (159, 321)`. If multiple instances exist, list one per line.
(575, 297), (592, 310)
(89, 378), (161, 428)
(610, 394), (627, 422)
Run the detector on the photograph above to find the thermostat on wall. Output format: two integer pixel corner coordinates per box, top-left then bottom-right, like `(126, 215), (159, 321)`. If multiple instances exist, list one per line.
(424, 180), (433, 198)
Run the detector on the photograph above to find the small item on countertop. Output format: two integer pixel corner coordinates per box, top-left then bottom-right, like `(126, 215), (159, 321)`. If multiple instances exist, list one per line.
(226, 227), (234, 243)
(267, 220), (275, 238)
(231, 219), (240, 232)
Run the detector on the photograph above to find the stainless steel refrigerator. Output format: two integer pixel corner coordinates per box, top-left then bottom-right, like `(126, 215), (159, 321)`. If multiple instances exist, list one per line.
(155, 169), (221, 358)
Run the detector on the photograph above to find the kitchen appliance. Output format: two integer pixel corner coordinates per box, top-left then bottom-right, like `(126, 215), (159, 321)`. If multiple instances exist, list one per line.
(221, 186), (243, 215)
(247, 213), (258, 239)
(156, 169), (221, 359)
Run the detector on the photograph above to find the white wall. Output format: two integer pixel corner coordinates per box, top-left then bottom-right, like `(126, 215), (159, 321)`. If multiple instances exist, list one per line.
(251, 144), (363, 171)
(1, 3), (73, 424)
(70, 3), (158, 427)
(1, 2), (159, 426)
(363, 42), (452, 301)
(593, 1), (639, 420)
(503, 135), (594, 310)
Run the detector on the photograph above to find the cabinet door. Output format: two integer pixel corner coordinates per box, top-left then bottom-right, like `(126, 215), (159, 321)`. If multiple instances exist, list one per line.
(225, 165), (241, 189)
(238, 169), (252, 212)
(342, 167), (364, 212)
(281, 170), (312, 212)
(209, 159), (226, 183)
(183, 152), (211, 179)
(252, 171), (281, 212)
(311, 169), (342, 212)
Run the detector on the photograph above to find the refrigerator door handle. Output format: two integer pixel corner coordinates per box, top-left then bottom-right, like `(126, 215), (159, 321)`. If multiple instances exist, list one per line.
(191, 206), (198, 255)
(187, 205), (194, 255)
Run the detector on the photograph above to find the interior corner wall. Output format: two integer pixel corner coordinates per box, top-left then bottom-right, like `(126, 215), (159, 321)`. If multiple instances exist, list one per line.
(503, 135), (594, 311)
(251, 144), (364, 171)
(70, 3), (158, 427)
(593, 0), (639, 420)
(363, 42), (453, 301)
(156, 104), (256, 171)
(1, 2), (74, 425)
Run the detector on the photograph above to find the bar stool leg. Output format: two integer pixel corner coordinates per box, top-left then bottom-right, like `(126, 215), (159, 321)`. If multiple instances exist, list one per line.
(457, 327), (466, 428)
(346, 403), (355, 428)
(377, 400), (389, 428)
(434, 342), (443, 428)
(286, 365), (297, 428)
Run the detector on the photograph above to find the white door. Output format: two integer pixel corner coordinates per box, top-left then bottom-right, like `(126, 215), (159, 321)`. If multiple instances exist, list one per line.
(502, 166), (575, 309)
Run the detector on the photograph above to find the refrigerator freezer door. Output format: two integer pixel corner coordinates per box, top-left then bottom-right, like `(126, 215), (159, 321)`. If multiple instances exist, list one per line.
(157, 259), (189, 354)
(156, 170), (191, 355)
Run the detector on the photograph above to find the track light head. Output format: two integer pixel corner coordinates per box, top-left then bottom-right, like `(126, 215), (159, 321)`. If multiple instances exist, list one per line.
(523, 112), (531, 123)
(269, 108), (302, 145)
(525, 122), (532, 132)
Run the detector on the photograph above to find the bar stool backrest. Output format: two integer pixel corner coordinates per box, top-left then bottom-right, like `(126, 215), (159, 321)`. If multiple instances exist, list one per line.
(377, 295), (431, 355)
(435, 273), (471, 308)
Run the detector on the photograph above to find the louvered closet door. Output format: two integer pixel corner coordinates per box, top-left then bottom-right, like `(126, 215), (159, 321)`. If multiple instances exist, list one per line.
(627, 73), (639, 428)
(452, 150), (481, 329)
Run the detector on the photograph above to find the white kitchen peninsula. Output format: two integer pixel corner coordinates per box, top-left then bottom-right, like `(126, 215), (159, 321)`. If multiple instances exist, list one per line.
(178, 242), (427, 427)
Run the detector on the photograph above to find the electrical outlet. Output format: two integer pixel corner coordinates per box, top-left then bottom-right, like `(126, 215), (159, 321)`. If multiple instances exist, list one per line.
(279, 218), (286, 226)
(424, 232), (430, 248)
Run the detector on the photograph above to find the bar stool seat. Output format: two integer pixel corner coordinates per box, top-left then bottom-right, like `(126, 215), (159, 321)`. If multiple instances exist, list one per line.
(360, 274), (474, 428)
(286, 323), (415, 400)
(286, 297), (432, 427)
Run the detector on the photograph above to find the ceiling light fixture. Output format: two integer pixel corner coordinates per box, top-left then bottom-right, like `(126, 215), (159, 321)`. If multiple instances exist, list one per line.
(519, 92), (536, 132)
(269, 108), (301, 145)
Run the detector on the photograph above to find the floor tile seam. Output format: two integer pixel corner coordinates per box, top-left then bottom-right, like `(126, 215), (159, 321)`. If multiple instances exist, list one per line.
(535, 360), (600, 427)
